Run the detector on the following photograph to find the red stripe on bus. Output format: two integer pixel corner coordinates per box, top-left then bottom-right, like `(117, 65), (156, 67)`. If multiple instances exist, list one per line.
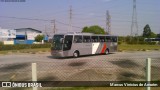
(101, 43), (107, 53)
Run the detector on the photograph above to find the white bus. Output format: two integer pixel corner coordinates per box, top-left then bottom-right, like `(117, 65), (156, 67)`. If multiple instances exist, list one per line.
(51, 32), (118, 57)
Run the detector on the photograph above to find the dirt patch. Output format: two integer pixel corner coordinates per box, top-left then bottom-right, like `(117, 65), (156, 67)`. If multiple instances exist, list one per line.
(68, 62), (86, 67)
(110, 59), (140, 68)
(0, 63), (29, 72)
(117, 72), (141, 81)
(65, 69), (116, 81)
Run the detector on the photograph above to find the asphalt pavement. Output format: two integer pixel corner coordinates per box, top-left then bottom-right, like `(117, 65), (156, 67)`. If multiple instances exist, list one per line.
(0, 51), (159, 81)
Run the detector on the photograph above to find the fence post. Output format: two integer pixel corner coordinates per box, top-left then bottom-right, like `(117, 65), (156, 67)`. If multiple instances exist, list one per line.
(146, 58), (151, 90)
(32, 63), (37, 90)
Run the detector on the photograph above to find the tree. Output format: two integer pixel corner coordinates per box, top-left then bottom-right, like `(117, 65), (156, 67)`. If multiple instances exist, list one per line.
(142, 24), (157, 38)
(157, 33), (160, 38)
(150, 32), (157, 38)
(143, 24), (151, 38)
(35, 35), (44, 42)
(82, 26), (89, 32)
(82, 25), (105, 34)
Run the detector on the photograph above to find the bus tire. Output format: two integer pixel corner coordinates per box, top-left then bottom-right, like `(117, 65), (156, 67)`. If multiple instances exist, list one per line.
(73, 51), (79, 58)
(105, 49), (109, 55)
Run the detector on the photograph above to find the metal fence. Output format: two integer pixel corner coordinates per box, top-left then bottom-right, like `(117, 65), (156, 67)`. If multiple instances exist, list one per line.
(0, 58), (160, 90)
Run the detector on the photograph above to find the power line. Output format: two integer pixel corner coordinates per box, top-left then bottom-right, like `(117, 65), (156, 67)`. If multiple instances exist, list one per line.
(0, 16), (51, 22)
(0, 16), (82, 29)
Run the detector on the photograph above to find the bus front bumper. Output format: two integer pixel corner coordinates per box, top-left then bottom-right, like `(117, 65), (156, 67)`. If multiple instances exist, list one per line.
(51, 50), (64, 57)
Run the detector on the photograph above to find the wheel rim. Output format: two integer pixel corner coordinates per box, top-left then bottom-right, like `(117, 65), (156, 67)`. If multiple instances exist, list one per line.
(74, 52), (78, 57)
(105, 50), (109, 54)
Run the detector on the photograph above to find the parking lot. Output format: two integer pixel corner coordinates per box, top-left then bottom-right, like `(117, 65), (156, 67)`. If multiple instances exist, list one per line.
(0, 51), (160, 81)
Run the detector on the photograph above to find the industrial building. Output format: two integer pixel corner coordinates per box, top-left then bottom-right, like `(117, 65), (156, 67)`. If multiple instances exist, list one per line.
(0, 27), (48, 45)
(14, 28), (42, 44)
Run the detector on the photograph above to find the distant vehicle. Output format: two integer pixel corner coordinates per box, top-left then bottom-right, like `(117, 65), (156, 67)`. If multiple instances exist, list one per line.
(51, 32), (118, 58)
(144, 38), (160, 43)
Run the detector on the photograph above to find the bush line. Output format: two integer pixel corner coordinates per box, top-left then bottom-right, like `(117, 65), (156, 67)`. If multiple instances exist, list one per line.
(0, 44), (51, 51)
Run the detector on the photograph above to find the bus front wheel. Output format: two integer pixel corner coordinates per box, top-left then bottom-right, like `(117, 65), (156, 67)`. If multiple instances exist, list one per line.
(73, 51), (79, 58)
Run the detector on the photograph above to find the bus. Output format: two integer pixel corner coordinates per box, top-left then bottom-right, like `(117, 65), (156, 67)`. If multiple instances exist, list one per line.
(51, 32), (118, 58)
(144, 38), (160, 43)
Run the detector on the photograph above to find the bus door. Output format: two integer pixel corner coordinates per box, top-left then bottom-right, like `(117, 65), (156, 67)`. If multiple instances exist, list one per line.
(63, 35), (73, 56)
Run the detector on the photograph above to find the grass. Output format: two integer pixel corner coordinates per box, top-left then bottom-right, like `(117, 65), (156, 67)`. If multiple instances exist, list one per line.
(118, 44), (160, 51)
(0, 48), (50, 55)
(0, 44), (160, 55)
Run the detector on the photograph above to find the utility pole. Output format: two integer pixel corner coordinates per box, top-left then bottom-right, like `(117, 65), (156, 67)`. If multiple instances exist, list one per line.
(51, 20), (56, 34)
(106, 10), (111, 35)
(69, 5), (72, 33)
(44, 25), (48, 36)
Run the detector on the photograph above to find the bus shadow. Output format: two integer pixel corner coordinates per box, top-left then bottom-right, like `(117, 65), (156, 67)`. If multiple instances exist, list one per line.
(47, 53), (115, 60)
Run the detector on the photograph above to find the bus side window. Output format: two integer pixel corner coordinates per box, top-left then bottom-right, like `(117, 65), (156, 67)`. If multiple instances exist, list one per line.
(91, 36), (99, 42)
(74, 35), (82, 43)
(83, 36), (90, 43)
(105, 36), (110, 42)
(112, 37), (117, 42)
(99, 36), (105, 42)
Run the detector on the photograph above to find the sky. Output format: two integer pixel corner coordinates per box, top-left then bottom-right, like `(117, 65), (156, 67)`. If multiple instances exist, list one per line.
(0, 0), (160, 36)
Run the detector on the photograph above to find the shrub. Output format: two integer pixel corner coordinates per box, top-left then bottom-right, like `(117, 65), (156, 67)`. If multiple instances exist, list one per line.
(0, 42), (3, 45)
(35, 35), (44, 42)
(0, 44), (51, 51)
(146, 42), (156, 45)
(118, 41), (122, 45)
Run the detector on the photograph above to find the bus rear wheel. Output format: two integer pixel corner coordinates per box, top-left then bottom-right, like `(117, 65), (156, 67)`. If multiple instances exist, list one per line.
(73, 51), (79, 58)
(105, 49), (109, 55)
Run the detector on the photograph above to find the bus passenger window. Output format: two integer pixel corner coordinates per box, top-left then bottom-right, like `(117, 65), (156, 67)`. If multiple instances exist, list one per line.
(83, 36), (90, 43)
(87, 39), (90, 42)
(91, 36), (99, 42)
(112, 37), (117, 42)
(99, 36), (105, 42)
(106, 36), (112, 42)
(74, 35), (82, 43)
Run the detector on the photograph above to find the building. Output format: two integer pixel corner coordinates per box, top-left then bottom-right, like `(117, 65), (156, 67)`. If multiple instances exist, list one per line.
(0, 27), (16, 44)
(0, 27), (49, 44)
(14, 28), (42, 44)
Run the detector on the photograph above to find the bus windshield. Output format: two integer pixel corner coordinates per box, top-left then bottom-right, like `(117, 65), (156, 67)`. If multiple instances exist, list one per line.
(52, 35), (64, 50)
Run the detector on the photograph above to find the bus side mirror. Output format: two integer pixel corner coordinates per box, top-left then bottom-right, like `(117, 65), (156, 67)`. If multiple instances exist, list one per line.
(60, 38), (64, 44)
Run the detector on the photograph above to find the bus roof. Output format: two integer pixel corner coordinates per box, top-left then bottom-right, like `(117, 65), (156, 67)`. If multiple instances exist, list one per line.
(54, 32), (117, 37)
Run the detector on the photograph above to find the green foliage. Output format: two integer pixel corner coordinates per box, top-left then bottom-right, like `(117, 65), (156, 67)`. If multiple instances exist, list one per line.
(82, 26), (89, 32)
(150, 32), (157, 38)
(157, 34), (160, 38)
(143, 24), (151, 38)
(35, 35), (44, 42)
(0, 42), (3, 45)
(0, 44), (51, 51)
(118, 36), (156, 45)
(82, 25), (105, 34)
(118, 41), (122, 45)
(119, 44), (160, 51)
(118, 36), (125, 42)
(143, 24), (157, 38)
